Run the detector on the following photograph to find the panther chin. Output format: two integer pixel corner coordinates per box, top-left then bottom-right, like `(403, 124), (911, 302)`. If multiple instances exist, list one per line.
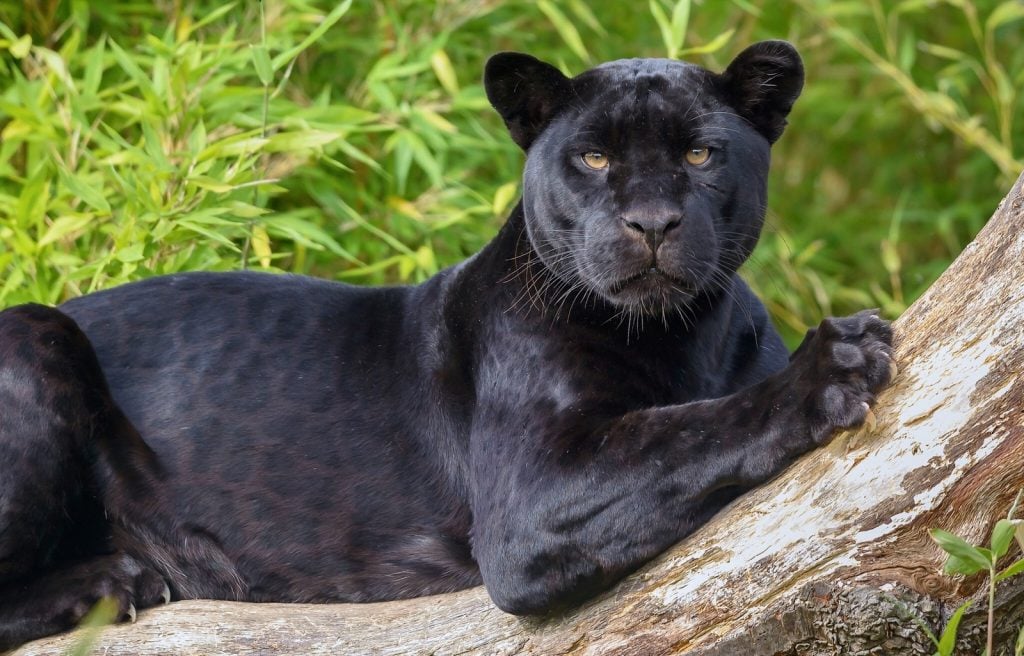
(605, 268), (698, 313)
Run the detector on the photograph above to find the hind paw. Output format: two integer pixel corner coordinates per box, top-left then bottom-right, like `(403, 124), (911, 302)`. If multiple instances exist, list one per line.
(19, 554), (169, 632)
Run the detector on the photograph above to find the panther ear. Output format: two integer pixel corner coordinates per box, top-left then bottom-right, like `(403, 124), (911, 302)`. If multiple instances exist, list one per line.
(484, 52), (573, 150)
(719, 40), (804, 144)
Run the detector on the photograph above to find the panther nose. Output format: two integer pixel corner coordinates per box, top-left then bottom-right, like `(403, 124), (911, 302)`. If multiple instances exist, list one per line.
(620, 209), (682, 253)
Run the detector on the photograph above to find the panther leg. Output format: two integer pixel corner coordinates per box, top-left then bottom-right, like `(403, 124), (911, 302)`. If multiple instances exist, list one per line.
(0, 304), (168, 649)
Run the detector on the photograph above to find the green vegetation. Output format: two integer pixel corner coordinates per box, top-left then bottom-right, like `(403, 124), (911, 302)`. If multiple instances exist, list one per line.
(921, 490), (1024, 656)
(0, 0), (1021, 345)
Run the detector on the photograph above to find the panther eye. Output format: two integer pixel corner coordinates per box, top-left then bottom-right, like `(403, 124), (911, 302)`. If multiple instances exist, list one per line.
(581, 152), (609, 170)
(685, 147), (711, 166)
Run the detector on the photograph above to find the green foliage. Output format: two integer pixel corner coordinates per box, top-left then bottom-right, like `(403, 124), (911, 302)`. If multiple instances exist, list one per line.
(907, 598), (972, 656)
(66, 596), (119, 656)
(0, 0), (1021, 345)
(925, 489), (1024, 656)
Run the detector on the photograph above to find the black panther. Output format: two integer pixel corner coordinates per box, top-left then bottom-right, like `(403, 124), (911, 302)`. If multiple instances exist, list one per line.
(0, 41), (892, 648)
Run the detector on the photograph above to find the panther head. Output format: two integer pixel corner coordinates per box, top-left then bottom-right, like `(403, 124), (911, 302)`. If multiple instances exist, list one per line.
(484, 42), (803, 320)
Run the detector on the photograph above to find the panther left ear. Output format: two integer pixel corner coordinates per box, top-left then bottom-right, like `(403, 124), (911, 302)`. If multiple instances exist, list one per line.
(719, 40), (804, 144)
(484, 52), (573, 150)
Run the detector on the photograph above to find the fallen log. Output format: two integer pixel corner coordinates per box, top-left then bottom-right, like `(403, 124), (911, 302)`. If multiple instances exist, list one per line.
(15, 171), (1024, 656)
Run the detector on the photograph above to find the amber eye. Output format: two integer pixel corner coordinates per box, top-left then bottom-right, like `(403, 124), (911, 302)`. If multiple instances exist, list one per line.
(685, 147), (711, 166)
(581, 151), (609, 170)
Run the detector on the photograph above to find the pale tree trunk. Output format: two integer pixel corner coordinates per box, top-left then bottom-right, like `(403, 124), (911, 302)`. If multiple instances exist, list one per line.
(15, 172), (1024, 656)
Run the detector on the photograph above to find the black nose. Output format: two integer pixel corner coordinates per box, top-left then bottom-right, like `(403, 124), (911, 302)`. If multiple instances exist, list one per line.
(620, 208), (682, 253)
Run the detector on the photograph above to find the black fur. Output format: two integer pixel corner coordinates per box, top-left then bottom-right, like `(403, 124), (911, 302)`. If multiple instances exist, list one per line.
(0, 41), (891, 647)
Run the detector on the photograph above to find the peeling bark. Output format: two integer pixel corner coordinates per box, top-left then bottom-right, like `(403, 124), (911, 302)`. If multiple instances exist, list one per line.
(14, 172), (1024, 656)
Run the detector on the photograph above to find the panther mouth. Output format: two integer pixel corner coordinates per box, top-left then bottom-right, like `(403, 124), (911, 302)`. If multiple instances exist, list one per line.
(607, 268), (695, 302)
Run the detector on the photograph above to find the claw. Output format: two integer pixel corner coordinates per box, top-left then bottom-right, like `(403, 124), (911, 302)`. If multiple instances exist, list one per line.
(125, 602), (137, 623)
(889, 359), (899, 380)
(161, 582), (172, 605)
(863, 404), (877, 432)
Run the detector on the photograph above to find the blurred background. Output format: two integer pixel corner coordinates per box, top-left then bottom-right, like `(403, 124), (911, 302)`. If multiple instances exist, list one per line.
(0, 0), (1021, 345)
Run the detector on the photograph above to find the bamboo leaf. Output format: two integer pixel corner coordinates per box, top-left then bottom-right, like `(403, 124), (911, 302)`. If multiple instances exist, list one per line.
(649, 0), (675, 58)
(679, 29), (735, 56)
(918, 42), (966, 62)
(335, 139), (383, 172)
(251, 45), (273, 86)
(226, 201), (271, 219)
(822, 2), (872, 17)
(10, 34), (31, 59)
(187, 120), (207, 156)
(943, 554), (986, 576)
(83, 37), (106, 98)
(398, 253), (416, 280)
(108, 38), (154, 97)
(386, 131), (414, 195)
(58, 170), (110, 213)
(39, 215), (94, 246)
(995, 557), (1024, 583)
(0, 268), (25, 301)
(337, 254), (406, 278)
(67, 597), (119, 656)
(408, 133), (442, 187)
(415, 244), (437, 275)
(251, 224), (272, 268)
(367, 60), (431, 82)
(430, 49), (459, 96)
(140, 121), (172, 172)
(1008, 489), (1024, 520)
(176, 219), (241, 249)
(265, 130), (340, 153)
(987, 1), (1024, 31)
(271, 0), (353, 70)
(265, 214), (361, 263)
(416, 108), (458, 134)
(191, 2), (238, 31)
(538, 0), (590, 62)
(388, 196), (423, 220)
(324, 193), (414, 256)
(937, 601), (971, 656)
(115, 243), (145, 263)
(670, 0), (692, 56)
(880, 239), (901, 275)
(199, 136), (268, 160)
(894, 0), (934, 14)
(187, 176), (235, 193)
(993, 519), (1018, 559)
(929, 529), (993, 573)
(492, 181), (518, 216)
(35, 47), (75, 90)
(566, 0), (607, 35)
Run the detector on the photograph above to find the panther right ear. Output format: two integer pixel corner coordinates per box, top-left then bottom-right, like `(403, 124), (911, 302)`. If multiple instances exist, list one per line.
(484, 53), (572, 150)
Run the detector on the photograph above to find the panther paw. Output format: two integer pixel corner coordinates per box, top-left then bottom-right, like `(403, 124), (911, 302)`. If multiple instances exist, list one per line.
(790, 309), (894, 443)
(33, 554), (170, 630)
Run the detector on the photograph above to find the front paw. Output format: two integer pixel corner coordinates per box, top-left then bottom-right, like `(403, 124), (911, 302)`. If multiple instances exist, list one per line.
(791, 309), (894, 442)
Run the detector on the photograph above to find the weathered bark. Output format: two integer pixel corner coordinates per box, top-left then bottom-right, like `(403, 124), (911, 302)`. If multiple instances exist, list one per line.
(14, 171), (1024, 656)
